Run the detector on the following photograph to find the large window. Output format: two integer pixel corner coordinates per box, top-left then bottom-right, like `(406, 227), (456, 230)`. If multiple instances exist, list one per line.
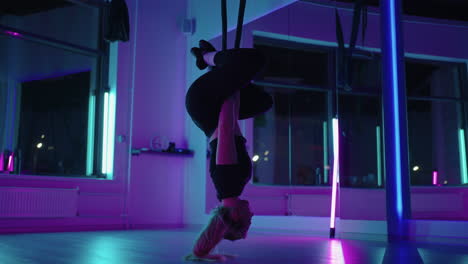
(253, 88), (328, 185)
(0, 2), (115, 178)
(252, 37), (468, 188)
(339, 94), (383, 188)
(253, 39), (332, 186)
(406, 60), (468, 186)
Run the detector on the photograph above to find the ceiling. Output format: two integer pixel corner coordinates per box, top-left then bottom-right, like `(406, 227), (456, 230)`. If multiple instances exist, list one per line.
(2, 0), (467, 22)
(1, 1), (72, 16)
(303, 0), (468, 22)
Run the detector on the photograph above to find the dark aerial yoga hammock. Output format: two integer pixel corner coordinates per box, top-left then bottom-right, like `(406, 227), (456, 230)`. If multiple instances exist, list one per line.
(185, 0), (273, 200)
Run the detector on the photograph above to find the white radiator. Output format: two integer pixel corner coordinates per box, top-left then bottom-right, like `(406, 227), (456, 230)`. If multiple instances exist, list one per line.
(412, 193), (463, 212)
(288, 194), (331, 216)
(0, 187), (79, 218)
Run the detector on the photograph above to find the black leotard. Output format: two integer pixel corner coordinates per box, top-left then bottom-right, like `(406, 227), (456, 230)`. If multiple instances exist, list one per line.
(209, 135), (252, 201)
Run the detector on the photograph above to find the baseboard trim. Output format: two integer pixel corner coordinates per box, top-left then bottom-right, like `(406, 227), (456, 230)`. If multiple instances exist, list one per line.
(0, 224), (126, 234)
(129, 224), (184, 230)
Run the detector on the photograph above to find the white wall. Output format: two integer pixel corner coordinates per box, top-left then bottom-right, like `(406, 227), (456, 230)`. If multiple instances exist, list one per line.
(126, 0), (189, 227)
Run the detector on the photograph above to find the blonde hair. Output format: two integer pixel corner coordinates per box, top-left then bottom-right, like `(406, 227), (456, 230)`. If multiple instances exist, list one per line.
(192, 201), (253, 257)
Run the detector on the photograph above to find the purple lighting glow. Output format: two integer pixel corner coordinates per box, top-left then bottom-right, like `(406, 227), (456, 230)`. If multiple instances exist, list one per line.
(5, 31), (22, 37)
(433, 170), (438, 186)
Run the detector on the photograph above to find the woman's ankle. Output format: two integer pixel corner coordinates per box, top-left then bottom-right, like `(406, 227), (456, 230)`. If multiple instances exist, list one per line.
(203, 52), (217, 66)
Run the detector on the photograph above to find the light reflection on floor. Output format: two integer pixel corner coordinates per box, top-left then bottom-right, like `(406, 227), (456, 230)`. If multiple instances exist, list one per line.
(0, 228), (467, 264)
(328, 240), (346, 264)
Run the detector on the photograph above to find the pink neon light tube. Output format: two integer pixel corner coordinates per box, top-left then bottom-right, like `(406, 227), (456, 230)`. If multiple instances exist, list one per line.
(7, 154), (13, 172)
(330, 118), (340, 229)
(0, 152), (4, 171)
(432, 171), (438, 186)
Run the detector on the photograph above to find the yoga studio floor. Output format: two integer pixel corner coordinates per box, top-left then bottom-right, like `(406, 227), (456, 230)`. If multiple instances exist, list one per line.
(1, 228), (467, 264)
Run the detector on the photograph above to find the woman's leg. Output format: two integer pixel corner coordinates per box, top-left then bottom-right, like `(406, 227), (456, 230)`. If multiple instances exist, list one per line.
(186, 48), (265, 138)
(215, 91), (239, 165)
(201, 48), (265, 103)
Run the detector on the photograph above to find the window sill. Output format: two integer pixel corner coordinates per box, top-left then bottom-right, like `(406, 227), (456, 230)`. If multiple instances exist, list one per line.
(131, 148), (194, 157)
(0, 173), (110, 182)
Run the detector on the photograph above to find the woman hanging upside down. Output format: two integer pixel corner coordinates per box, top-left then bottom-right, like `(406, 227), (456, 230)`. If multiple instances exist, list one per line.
(185, 39), (272, 261)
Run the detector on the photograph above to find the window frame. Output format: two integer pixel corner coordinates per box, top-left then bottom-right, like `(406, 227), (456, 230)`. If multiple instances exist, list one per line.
(250, 36), (468, 188)
(0, 2), (114, 179)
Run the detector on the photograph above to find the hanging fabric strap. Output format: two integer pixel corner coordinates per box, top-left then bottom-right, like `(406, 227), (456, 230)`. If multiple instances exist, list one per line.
(361, 4), (368, 45)
(348, 0), (365, 59)
(234, 0), (246, 49)
(220, 0), (247, 50)
(221, 0), (228, 50)
(335, 9), (345, 88)
(334, 0), (367, 90)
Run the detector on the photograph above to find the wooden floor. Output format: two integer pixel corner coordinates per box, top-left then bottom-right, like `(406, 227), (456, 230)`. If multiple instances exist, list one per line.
(1, 228), (467, 264)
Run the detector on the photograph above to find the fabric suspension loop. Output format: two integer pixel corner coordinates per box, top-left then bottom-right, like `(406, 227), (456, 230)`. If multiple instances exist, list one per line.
(334, 0), (368, 90)
(235, 0), (246, 49)
(221, 0), (247, 50)
(221, 0), (228, 50)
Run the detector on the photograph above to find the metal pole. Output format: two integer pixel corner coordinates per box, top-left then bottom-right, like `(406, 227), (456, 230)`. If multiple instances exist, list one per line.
(380, 0), (412, 241)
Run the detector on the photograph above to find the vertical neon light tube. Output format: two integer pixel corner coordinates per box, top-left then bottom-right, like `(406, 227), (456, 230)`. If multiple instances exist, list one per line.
(324, 121), (328, 184)
(388, 0), (403, 219)
(102, 92), (109, 174)
(101, 43), (118, 178)
(101, 91), (116, 177)
(432, 171), (438, 186)
(0, 152), (4, 171)
(7, 153), (13, 172)
(458, 129), (468, 184)
(330, 118), (340, 234)
(106, 91), (116, 177)
(86, 95), (96, 176)
(377, 126), (382, 186)
(288, 97), (292, 185)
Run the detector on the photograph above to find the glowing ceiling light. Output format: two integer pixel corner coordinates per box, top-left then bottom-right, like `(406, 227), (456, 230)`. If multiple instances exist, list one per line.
(412, 166), (419, 172)
(264, 150), (269, 155)
(36, 143), (43, 149)
(252, 155), (259, 162)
